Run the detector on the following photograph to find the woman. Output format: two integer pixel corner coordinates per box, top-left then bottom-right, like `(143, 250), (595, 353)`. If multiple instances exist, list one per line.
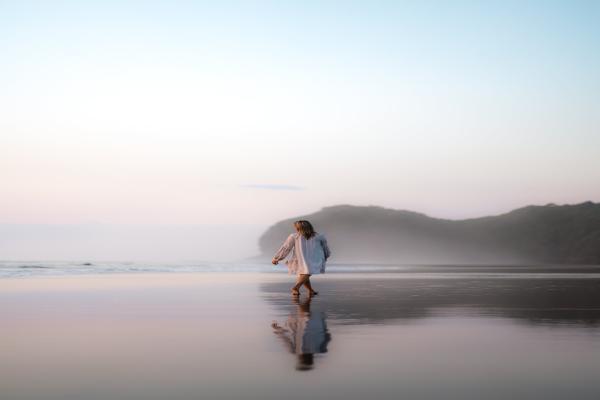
(271, 220), (331, 296)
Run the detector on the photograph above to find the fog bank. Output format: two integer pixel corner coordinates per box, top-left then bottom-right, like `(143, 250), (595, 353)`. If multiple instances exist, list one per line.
(0, 224), (265, 262)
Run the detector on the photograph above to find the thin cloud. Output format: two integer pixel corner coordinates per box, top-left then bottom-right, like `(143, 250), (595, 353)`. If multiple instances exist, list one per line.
(240, 184), (305, 191)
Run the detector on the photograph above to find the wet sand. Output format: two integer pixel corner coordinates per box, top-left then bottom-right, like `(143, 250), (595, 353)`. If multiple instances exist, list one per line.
(1, 271), (600, 400)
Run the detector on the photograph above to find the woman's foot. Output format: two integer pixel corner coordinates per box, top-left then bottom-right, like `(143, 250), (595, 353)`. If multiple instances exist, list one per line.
(291, 289), (300, 296)
(309, 291), (318, 297)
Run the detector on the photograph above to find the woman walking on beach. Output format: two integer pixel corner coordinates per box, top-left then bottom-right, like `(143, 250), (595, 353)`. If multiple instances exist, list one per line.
(272, 220), (331, 296)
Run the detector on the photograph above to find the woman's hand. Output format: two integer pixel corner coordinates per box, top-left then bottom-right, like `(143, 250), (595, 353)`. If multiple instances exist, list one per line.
(271, 258), (279, 265)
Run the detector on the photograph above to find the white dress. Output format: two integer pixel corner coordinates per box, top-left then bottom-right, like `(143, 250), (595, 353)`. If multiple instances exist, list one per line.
(273, 233), (331, 275)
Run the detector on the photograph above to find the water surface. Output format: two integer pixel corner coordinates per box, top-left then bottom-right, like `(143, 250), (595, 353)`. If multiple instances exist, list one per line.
(1, 267), (599, 399)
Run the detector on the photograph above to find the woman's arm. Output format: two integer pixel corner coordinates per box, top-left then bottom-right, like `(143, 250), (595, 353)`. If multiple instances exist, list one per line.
(272, 234), (295, 264)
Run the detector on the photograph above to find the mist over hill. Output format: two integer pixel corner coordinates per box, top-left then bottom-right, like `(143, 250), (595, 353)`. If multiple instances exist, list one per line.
(259, 202), (600, 265)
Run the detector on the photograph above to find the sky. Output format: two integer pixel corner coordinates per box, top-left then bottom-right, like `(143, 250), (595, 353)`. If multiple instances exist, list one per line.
(1, 1), (599, 259)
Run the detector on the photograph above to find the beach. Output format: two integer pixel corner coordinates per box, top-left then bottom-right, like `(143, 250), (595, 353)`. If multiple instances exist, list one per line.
(2, 268), (600, 400)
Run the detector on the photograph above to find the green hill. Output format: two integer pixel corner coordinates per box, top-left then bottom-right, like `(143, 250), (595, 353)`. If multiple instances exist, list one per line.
(259, 202), (600, 264)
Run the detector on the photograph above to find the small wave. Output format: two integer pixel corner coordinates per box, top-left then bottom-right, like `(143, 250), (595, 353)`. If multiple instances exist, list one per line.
(3, 262), (600, 279)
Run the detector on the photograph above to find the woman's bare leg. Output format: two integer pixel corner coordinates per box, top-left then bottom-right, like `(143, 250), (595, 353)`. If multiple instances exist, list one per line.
(302, 276), (317, 295)
(292, 274), (309, 294)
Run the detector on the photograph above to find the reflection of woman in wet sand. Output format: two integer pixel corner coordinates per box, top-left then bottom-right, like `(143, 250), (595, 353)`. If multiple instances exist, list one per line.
(271, 296), (331, 371)
(272, 220), (331, 296)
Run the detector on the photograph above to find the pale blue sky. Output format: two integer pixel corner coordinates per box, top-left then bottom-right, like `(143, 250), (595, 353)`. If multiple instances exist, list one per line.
(1, 0), (599, 230)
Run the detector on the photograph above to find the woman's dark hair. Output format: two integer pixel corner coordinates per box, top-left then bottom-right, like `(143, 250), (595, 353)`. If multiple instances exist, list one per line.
(294, 220), (316, 240)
